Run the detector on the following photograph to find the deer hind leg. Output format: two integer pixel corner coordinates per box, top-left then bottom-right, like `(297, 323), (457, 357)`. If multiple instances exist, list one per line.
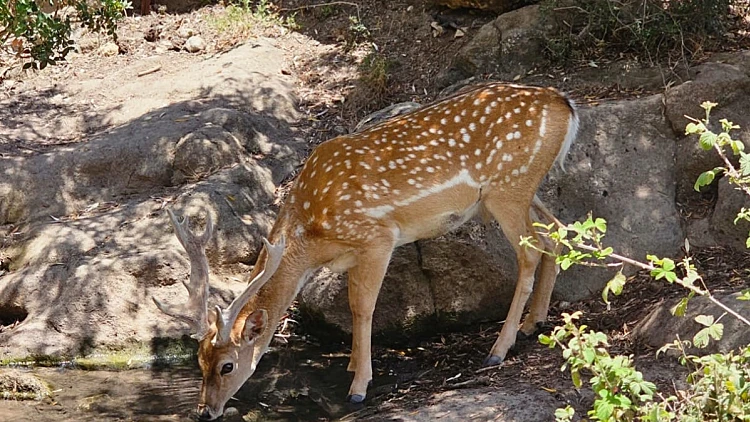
(520, 196), (562, 336)
(482, 197), (543, 366)
(345, 233), (395, 404)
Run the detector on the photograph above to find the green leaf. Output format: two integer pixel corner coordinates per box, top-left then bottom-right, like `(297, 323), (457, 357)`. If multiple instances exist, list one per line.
(671, 297), (690, 317)
(737, 290), (750, 301)
(731, 140), (745, 155)
(693, 327), (711, 348)
(707, 322), (723, 341)
(662, 258), (675, 272)
(602, 271), (626, 309)
(695, 314), (715, 327)
(594, 218), (607, 233)
(699, 131), (718, 150)
(740, 152), (750, 176)
(694, 170), (716, 192)
(685, 122), (705, 135)
(701, 101), (718, 112)
(571, 369), (582, 388)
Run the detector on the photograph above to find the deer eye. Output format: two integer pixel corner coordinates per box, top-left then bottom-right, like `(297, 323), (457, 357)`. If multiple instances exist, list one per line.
(220, 363), (234, 375)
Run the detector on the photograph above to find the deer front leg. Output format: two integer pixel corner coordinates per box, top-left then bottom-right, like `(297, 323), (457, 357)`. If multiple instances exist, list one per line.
(483, 203), (543, 366)
(345, 237), (394, 404)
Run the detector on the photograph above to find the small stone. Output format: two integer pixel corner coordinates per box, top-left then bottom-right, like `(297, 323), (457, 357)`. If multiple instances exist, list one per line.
(224, 407), (239, 417)
(97, 42), (119, 57)
(177, 26), (195, 39)
(185, 36), (206, 53)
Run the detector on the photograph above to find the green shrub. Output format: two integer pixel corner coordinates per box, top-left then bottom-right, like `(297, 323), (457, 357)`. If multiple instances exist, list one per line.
(1, 0), (130, 70)
(540, 0), (734, 63)
(527, 100), (750, 420)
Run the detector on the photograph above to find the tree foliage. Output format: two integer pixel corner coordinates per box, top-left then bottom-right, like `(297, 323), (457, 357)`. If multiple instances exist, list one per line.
(1, 0), (130, 70)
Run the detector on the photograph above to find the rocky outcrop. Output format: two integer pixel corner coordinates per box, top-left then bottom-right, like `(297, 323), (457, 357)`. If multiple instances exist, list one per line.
(634, 291), (750, 354)
(438, 5), (544, 87)
(0, 39), (302, 358)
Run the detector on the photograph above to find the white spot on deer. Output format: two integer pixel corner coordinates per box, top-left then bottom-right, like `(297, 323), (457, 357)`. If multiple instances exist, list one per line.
(512, 169), (519, 176)
(474, 148), (481, 156)
(475, 162), (482, 170)
(520, 165), (528, 174)
(502, 153), (513, 162)
(526, 119), (533, 127)
(462, 133), (471, 143)
(354, 200), (363, 207)
(496, 162), (503, 171)
(407, 179), (416, 185)
(448, 139), (456, 147)
(440, 118), (447, 125)
(365, 204), (395, 218)
(513, 131), (521, 139)
(340, 194), (351, 201)
(506, 132), (514, 141)
(303, 201), (310, 210)
(454, 115), (461, 123)
(322, 221), (332, 230)
(426, 166), (435, 173)
(469, 123), (476, 131)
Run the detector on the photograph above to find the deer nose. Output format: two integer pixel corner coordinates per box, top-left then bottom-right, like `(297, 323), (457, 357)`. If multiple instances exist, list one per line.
(196, 404), (214, 421)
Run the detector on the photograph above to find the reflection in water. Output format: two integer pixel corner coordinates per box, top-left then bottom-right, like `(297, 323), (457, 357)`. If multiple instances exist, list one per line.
(1, 338), (392, 421)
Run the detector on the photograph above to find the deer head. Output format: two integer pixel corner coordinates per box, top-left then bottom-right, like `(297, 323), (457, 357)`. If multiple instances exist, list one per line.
(154, 209), (285, 420)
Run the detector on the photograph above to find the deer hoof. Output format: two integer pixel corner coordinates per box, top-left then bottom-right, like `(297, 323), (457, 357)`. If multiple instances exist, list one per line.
(483, 354), (504, 367)
(347, 394), (366, 404)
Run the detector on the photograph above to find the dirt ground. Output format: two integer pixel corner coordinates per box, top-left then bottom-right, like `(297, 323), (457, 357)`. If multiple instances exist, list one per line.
(2, 1), (750, 421)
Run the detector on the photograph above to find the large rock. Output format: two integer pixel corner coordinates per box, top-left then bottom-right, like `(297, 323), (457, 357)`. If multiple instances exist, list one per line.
(710, 178), (750, 250)
(438, 5), (543, 87)
(0, 39), (302, 358)
(542, 94), (684, 301)
(634, 291), (750, 354)
(665, 62), (750, 204)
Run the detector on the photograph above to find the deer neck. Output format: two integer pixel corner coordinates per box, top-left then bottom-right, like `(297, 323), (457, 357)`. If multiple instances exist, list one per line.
(237, 219), (315, 358)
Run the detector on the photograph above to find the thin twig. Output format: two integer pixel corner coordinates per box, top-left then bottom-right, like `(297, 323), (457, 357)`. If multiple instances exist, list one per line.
(137, 66), (161, 77)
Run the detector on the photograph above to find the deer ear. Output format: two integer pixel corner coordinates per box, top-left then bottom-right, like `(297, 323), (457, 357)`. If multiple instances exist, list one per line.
(242, 309), (267, 343)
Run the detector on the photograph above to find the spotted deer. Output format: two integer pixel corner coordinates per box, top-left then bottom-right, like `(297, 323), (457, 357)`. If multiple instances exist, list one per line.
(155, 82), (579, 420)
